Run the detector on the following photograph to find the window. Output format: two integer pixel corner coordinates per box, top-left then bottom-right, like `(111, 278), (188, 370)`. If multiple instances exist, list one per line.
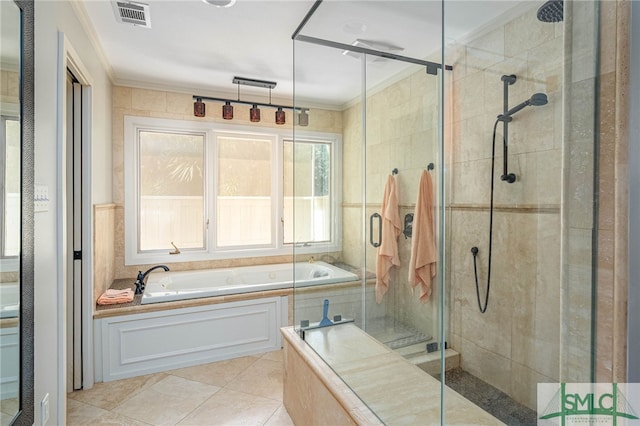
(1, 116), (19, 258)
(138, 130), (206, 252)
(283, 140), (332, 244)
(216, 134), (274, 247)
(124, 116), (341, 264)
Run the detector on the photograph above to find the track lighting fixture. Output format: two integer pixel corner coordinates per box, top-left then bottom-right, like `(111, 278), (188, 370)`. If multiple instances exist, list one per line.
(298, 109), (309, 127)
(250, 104), (261, 122)
(192, 76), (309, 125)
(194, 98), (205, 117)
(222, 101), (233, 120)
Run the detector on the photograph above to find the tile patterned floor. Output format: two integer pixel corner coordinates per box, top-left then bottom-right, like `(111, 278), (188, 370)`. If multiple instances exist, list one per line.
(67, 350), (294, 426)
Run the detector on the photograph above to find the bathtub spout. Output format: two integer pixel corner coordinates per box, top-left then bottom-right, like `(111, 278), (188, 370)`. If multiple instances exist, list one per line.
(134, 265), (170, 294)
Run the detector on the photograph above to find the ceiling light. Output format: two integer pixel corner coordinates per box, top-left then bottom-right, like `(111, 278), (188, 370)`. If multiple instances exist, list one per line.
(233, 76), (276, 89)
(222, 101), (233, 120)
(250, 104), (261, 122)
(298, 109), (309, 127)
(194, 98), (205, 117)
(275, 107), (285, 125)
(193, 77), (308, 125)
(202, 0), (236, 7)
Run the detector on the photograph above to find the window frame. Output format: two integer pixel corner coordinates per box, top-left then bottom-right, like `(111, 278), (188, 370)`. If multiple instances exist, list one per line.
(124, 115), (342, 265)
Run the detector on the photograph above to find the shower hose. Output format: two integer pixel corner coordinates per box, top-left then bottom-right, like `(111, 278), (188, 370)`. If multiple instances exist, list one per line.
(471, 118), (501, 313)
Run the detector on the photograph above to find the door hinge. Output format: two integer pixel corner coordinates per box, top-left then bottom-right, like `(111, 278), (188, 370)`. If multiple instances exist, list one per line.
(73, 250), (82, 260)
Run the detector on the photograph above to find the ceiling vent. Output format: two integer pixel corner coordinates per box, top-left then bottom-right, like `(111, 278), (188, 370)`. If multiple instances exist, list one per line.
(112, 1), (151, 28)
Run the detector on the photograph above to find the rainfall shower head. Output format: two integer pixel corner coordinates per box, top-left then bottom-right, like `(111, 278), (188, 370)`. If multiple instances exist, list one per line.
(499, 93), (548, 120)
(537, 0), (563, 23)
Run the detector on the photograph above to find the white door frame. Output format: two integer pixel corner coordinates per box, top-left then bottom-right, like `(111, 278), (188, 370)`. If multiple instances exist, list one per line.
(56, 32), (94, 423)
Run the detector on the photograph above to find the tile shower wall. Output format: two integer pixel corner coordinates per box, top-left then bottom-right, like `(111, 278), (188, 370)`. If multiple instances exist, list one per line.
(341, 68), (440, 338)
(446, 6), (564, 409)
(336, 0), (620, 412)
(96, 86), (343, 288)
(445, 1), (612, 409)
(593, 0), (629, 384)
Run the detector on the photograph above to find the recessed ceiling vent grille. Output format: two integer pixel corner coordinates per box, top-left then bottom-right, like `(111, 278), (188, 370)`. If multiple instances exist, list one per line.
(112, 1), (151, 28)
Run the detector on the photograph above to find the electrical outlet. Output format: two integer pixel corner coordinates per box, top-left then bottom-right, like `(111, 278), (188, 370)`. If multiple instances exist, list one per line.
(41, 393), (49, 425)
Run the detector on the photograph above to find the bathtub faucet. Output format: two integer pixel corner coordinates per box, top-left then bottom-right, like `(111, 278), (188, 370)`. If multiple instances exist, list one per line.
(134, 265), (170, 294)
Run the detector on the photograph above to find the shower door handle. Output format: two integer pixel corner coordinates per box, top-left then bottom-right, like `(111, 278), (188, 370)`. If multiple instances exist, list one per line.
(370, 213), (382, 248)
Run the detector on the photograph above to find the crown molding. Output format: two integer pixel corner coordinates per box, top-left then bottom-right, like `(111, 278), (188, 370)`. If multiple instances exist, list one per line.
(69, 0), (116, 84)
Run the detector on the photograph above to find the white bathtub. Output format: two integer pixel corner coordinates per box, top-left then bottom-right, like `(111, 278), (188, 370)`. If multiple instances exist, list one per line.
(141, 261), (358, 304)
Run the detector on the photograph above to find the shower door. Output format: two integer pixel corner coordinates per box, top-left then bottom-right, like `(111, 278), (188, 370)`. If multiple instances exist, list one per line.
(291, 1), (447, 423)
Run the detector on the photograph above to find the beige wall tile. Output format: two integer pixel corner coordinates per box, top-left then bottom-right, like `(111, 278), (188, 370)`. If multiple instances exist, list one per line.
(465, 26), (505, 73)
(283, 341), (362, 426)
(93, 205), (116, 304)
(460, 337), (512, 395)
(568, 1), (599, 83)
(165, 92), (193, 116)
(131, 88), (166, 112)
(504, 7), (555, 58)
(6, 71), (19, 98)
(112, 86), (132, 109)
(510, 362), (555, 410)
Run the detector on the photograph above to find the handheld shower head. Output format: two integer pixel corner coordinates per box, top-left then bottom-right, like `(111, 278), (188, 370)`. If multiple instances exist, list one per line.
(499, 92), (548, 121)
(529, 92), (548, 106)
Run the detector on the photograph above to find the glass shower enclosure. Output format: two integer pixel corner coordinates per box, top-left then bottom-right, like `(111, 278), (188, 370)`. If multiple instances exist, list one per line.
(291, 0), (603, 424)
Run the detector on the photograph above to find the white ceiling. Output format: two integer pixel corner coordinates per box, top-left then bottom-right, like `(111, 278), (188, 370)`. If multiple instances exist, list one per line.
(79, 0), (528, 109)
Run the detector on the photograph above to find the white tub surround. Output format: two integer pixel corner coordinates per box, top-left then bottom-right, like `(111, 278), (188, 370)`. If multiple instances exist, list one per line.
(94, 296), (287, 382)
(141, 261), (357, 304)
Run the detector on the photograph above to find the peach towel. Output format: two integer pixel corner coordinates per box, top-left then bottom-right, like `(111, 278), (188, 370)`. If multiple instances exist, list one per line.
(97, 288), (134, 305)
(376, 174), (402, 303)
(408, 170), (437, 303)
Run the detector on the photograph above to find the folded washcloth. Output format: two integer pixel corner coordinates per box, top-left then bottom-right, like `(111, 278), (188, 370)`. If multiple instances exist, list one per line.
(97, 288), (134, 305)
